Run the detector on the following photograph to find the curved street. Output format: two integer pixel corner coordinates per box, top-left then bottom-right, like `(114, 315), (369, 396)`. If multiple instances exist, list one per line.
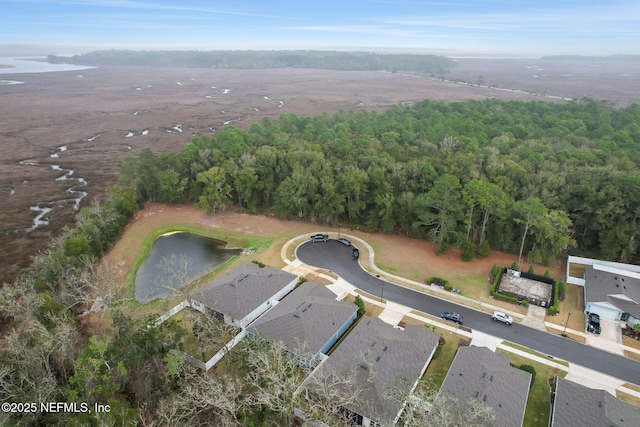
(296, 239), (640, 385)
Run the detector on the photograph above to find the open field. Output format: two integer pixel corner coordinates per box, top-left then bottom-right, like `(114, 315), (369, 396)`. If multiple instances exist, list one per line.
(2, 57), (639, 282)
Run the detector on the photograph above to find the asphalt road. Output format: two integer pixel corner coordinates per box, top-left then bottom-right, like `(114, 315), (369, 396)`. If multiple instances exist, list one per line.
(297, 239), (640, 385)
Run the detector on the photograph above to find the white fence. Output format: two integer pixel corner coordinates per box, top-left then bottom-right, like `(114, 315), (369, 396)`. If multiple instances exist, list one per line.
(152, 300), (189, 326)
(154, 299), (248, 371)
(566, 256), (640, 286)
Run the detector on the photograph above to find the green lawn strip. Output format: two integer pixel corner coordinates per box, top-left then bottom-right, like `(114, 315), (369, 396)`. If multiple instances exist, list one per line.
(496, 348), (567, 427)
(422, 330), (467, 389)
(500, 341), (570, 368)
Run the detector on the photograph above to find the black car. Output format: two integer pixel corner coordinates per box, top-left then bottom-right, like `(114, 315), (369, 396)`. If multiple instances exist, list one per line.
(587, 313), (602, 334)
(310, 233), (329, 242)
(336, 237), (351, 246)
(440, 311), (463, 324)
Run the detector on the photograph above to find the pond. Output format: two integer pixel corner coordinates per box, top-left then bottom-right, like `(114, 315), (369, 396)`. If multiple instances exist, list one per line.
(135, 232), (241, 302)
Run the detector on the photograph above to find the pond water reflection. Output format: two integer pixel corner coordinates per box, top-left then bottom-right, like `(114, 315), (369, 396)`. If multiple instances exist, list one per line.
(135, 232), (240, 302)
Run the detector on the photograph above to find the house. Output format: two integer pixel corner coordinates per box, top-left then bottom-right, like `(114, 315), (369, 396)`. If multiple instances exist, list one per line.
(584, 264), (640, 325)
(247, 281), (358, 367)
(550, 376), (640, 427)
(440, 346), (531, 427)
(304, 317), (440, 426)
(189, 262), (297, 329)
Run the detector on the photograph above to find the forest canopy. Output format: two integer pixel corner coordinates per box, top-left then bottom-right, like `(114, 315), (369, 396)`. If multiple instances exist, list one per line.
(3, 95), (640, 425)
(120, 97), (640, 265)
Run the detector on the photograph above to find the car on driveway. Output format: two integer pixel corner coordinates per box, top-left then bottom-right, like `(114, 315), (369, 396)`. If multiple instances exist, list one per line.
(440, 311), (463, 324)
(310, 233), (329, 242)
(336, 237), (351, 246)
(587, 313), (601, 334)
(492, 311), (513, 325)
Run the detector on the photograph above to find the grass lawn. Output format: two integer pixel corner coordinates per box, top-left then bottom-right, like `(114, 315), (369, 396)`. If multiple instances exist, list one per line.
(343, 293), (385, 318)
(545, 283), (585, 332)
(496, 349), (567, 427)
(501, 341), (569, 368)
(619, 383), (640, 407)
(170, 307), (236, 362)
(422, 332), (469, 389)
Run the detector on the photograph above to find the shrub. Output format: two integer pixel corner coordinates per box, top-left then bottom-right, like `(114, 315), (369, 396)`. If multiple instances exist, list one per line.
(492, 291), (519, 304)
(460, 241), (475, 262)
(354, 295), (366, 315)
(251, 260), (266, 268)
(294, 276), (307, 289)
(558, 281), (566, 300)
(435, 242), (449, 255)
(548, 280), (561, 315)
(520, 299), (529, 307)
(511, 261), (518, 270)
(490, 265), (499, 279)
(527, 265), (534, 274)
(492, 268), (505, 293)
(518, 364), (537, 384)
(544, 269), (550, 278)
(426, 276), (449, 287)
(476, 241), (490, 259)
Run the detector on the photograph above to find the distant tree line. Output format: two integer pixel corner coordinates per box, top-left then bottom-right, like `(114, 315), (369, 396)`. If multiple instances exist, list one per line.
(120, 97), (640, 265)
(47, 49), (455, 73)
(541, 54), (640, 62)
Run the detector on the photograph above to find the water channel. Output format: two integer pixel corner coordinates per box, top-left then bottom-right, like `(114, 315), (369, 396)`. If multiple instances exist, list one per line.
(135, 232), (240, 302)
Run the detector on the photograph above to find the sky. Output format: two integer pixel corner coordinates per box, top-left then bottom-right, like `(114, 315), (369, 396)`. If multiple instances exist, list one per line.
(1, 0), (639, 56)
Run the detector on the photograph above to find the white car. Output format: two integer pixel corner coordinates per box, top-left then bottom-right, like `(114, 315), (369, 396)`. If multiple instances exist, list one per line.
(492, 311), (513, 325)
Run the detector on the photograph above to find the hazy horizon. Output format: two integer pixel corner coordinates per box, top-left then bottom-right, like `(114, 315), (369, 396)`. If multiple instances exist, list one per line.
(2, 1), (639, 58)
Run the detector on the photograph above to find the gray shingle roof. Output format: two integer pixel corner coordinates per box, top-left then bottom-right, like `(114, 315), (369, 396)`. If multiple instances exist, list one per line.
(190, 263), (296, 320)
(441, 346), (531, 427)
(552, 377), (640, 427)
(248, 282), (357, 357)
(585, 267), (640, 318)
(311, 317), (440, 424)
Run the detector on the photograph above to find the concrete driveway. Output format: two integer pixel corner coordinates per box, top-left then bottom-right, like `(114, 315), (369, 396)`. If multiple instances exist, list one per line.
(585, 317), (623, 355)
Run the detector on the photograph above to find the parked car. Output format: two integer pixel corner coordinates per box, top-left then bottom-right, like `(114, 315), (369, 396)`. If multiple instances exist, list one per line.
(336, 237), (351, 246)
(352, 248), (360, 260)
(310, 233), (329, 242)
(587, 313), (601, 334)
(440, 311), (463, 324)
(491, 311), (513, 325)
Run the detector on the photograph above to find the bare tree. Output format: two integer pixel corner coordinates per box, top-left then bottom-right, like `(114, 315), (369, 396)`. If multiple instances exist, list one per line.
(187, 310), (237, 370)
(299, 361), (383, 426)
(387, 379), (495, 427)
(154, 364), (248, 427)
(81, 258), (130, 315)
(243, 338), (308, 426)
